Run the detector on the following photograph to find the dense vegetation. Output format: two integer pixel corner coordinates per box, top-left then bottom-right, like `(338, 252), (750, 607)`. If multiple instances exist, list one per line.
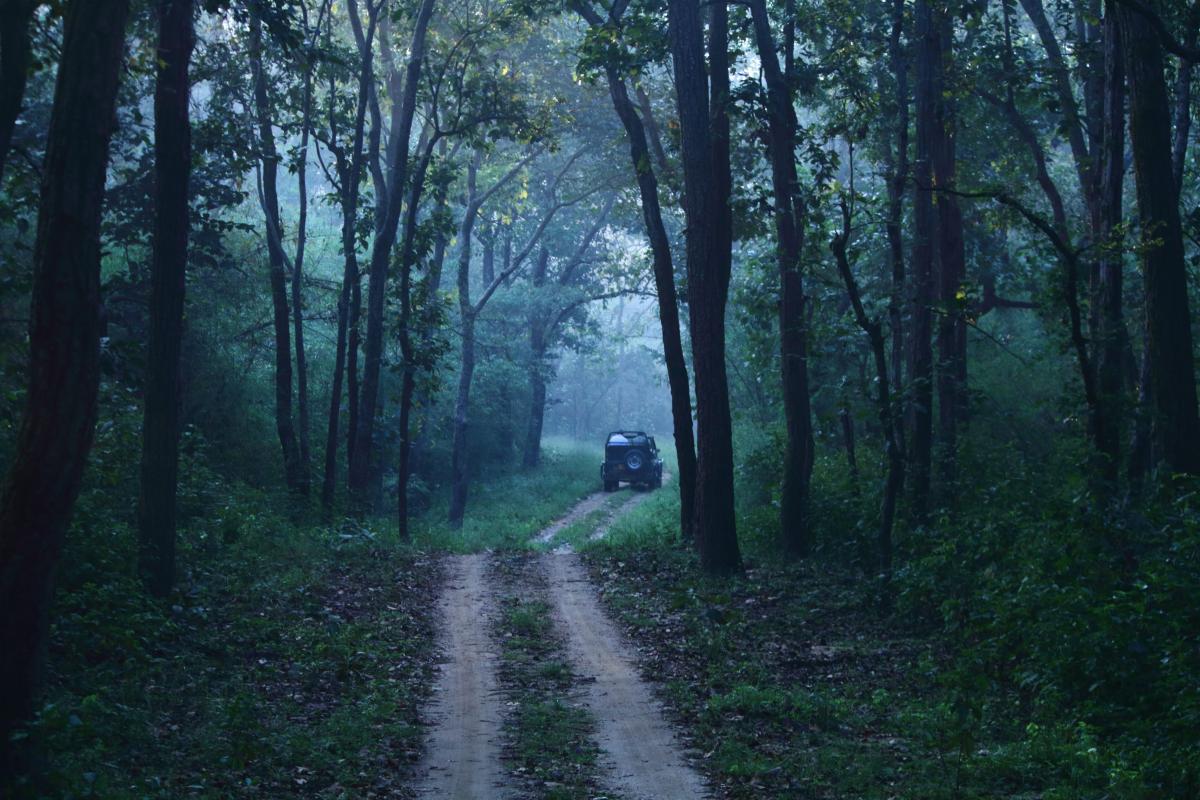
(1, 0), (1198, 796)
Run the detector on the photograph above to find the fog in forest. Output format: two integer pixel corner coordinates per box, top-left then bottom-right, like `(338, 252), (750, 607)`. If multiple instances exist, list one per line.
(2, 0), (1200, 796)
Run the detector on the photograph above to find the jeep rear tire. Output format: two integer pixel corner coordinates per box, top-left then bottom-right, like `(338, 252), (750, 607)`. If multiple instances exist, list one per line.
(624, 449), (646, 471)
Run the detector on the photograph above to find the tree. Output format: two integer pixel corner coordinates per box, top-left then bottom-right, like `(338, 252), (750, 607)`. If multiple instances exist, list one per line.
(747, 0), (816, 556)
(137, 0), (196, 598)
(668, 0), (741, 574)
(248, 4), (302, 492)
(573, 0), (699, 544)
(0, 0), (39, 184)
(348, 0), (438, 503)
(1119, 0), (1200, 475)
(0, 0), (130, 766)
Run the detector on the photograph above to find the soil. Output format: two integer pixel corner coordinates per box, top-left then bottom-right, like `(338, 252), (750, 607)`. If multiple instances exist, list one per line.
(414, 483), (706, 799)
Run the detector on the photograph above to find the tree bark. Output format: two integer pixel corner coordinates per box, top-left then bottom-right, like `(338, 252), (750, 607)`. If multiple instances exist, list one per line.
(832, 198), (904, 576)
(292, 12), (315, 497)
(398, 136), (446, 537)
(884, 0), (909, 457)
(523, 248), (550, 469)
(448, 153), (482, 527)
(0, 0), (129, 767)
(932, 11), (966, 487)
(908, 0), (936, 521)
(248, 9), (301, 492)
(349, 0), (438, 499)
(138, 0), (194, 599)
(0, 0), (37, 185)
(668, 0), (741, 574)
(320, 1), (379, 510)
(1120, 1), (1200, 475)
(598, 60), (697, 544)
(1095, 0), (1126, 489)
(749, 0), (815, 557)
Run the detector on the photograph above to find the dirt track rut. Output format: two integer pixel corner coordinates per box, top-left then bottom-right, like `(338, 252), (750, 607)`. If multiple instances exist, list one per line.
(413, 554), (510, 799)
(545, 552), (708, 799)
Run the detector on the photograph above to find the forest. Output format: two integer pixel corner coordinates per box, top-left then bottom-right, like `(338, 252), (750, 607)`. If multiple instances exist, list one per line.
(0, 0), (1198, 796)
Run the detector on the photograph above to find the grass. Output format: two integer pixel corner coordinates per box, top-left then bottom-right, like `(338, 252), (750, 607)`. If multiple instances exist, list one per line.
(580, 503), (1035, 799)
(489, 553), (608, 799)
(22, 512), (441, 799)
(412, 437), (601, 552)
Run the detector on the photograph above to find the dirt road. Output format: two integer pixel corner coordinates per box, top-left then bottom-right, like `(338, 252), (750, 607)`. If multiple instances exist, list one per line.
(415, 484), (705, 799)
(413, 554), (510, 799)
(545, 552), (708, 799)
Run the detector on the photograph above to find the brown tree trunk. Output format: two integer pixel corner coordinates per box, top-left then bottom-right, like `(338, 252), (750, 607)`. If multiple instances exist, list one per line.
(668, 0), (741, 574)
(1095, 0), (1126, 490)
(0, 0), (129, 767)
(932, 10), (966, 488)
(349, 0), (438, 499)
(448, 153), (482, 528)
(248, 10), (300, 491)
(320, 1), (379, 510)
(749, 0), (815, 557)
(292, 22), (315, 497)
(599, 62), (697, 543)
(909, 0), (936, 520)
(884, 0), (909, 457)
(138, 0), (194, 599)
(832, 200), (904, 577)
(0, 0), (37, 185)
(1120, 2), (1200, 475)
(523, 248), (550, 469)
(397, 135), (446, 538)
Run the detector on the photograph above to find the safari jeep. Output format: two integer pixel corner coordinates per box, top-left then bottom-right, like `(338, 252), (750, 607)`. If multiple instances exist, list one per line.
(601, 431), (663, 492)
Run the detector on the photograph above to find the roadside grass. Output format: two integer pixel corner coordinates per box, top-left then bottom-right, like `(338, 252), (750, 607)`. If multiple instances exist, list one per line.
(489, 553), (610, 800)
(22, 507), (441, 799)
(582, 509), (1022, 799)
(413, 438), (600, 552)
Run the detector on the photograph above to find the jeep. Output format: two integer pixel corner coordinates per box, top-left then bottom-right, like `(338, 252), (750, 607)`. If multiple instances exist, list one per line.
(601, 430), (663, 492)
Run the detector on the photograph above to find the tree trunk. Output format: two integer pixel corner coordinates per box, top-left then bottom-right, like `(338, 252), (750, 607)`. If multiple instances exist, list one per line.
(292, 31), (315, 497)
(1095, 0), (1125, 489)
(832, 200), (903, 577)
(1120, 2), (1200, 475)
(523, 248), (550, 468)
(668, 0), (741, 574)
(138, 0), (194, 599)
(908, 0), (936, 521)
(449, 314), (476, 527)
(322, 1), (380, 510)
(0, 0), (37, 185)
(448, 153), (482, 528)
(0, 0), (129, 766)
(600, 65), (697, 544)
(932, 10), (966, 488)
(349, 0), (438, 499)
(749, 0), (815, 557)
(397, 136), (447, 538)
(248, 11), (300, 492)
(884, 0), (909, 457)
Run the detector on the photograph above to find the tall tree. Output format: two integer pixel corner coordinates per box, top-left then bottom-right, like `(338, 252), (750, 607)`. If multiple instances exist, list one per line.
(137, 0), (196, 598)
(908, 0), (936, 519)
(0, 0), (130, 765)
(317, 0), (380, 510)
(248, 5), (301, 492)
(348, 0), (438, 501)
(668, 0), (741, 573)
(573, 0), (699, 544)
(1119, 0), (1200, 475)
(0, 0), (38, 184)
(748, 0), (816, 557)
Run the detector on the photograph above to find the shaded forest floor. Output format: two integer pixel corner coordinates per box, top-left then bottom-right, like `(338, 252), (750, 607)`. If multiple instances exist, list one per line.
(25, 439), (1169, 799)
